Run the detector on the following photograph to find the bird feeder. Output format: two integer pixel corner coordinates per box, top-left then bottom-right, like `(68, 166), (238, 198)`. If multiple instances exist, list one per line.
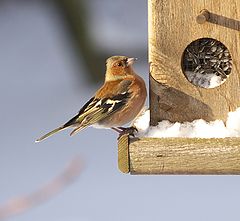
(118, 0), (240, 174)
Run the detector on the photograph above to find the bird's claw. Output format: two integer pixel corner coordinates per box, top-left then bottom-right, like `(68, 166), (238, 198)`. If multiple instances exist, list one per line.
(117, 126), (138, 140)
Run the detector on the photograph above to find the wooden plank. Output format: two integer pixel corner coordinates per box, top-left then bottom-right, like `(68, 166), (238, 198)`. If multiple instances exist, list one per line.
(149, 0), (240, 125)
(129, 137), (240, 174)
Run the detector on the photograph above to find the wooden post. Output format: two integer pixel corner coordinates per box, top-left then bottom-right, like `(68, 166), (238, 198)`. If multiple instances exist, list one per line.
(117, 0), (240, 175)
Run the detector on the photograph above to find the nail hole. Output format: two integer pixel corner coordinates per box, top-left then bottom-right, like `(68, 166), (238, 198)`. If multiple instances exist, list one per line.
(181, 38), (232, 88)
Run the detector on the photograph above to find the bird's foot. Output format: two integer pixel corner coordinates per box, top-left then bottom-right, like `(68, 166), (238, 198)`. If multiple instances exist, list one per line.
(113, 126), (138, 140)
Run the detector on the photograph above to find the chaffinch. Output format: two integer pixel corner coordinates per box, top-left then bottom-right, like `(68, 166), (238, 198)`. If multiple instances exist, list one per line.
(36, 55), (147, 142)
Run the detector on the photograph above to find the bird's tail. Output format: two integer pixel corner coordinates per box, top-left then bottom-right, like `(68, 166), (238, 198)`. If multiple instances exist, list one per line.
(69, 125), (87, 136)
(35, 125), (69, 143)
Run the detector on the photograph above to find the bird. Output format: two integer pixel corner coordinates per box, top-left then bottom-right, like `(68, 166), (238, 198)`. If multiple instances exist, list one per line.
(36, 55), (147, 142)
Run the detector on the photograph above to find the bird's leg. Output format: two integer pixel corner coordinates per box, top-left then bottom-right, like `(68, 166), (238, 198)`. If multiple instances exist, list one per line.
(117, 127), (126, 131)
(112, 126), (138, 140)
(111, 127), (123, 133)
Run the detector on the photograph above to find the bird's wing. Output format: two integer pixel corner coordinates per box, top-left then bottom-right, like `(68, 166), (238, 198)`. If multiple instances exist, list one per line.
(35, 80), (133, 142)
(68, 80), (133, 135)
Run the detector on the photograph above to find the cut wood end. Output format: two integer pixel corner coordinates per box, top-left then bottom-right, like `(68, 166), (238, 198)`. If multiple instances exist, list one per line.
(118, 134), (130, 174)
(196, 9), (210, 24)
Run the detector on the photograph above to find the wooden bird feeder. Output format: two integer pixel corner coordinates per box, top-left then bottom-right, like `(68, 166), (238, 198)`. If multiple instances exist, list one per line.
(118, 0), (240, 174)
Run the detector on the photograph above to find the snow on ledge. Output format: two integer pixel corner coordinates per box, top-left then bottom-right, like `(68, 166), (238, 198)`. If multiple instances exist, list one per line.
(133, 108), (240, 138)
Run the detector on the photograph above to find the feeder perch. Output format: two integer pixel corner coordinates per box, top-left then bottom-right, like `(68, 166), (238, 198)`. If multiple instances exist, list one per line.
(118, 0), (240, 174)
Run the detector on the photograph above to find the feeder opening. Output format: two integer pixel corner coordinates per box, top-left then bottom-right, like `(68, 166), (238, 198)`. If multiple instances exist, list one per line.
(181, 38), (232, 88)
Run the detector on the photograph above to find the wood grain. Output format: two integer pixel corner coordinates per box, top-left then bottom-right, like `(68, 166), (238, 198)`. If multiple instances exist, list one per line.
(129, 137), (240, 174)
(118, 134), (130, 173)
(149, 0), (240, 125)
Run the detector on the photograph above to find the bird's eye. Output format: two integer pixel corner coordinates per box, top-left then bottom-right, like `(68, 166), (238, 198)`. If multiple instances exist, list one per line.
(117, 62), (122, 67)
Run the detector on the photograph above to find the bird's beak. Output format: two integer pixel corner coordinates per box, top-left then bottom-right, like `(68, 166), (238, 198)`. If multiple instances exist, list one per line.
(126, 57), (137, 66)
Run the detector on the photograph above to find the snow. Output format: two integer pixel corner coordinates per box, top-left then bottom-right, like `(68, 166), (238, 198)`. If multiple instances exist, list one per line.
(133, 108), (240, 138)
(184, 71), (226, 88)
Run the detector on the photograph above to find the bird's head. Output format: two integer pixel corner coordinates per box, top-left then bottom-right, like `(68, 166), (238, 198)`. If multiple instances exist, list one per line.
(105, 56), (137, 81)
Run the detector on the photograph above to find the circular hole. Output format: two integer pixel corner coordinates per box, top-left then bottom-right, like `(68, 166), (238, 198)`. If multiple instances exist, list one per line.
(181, 38), (232, 88)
